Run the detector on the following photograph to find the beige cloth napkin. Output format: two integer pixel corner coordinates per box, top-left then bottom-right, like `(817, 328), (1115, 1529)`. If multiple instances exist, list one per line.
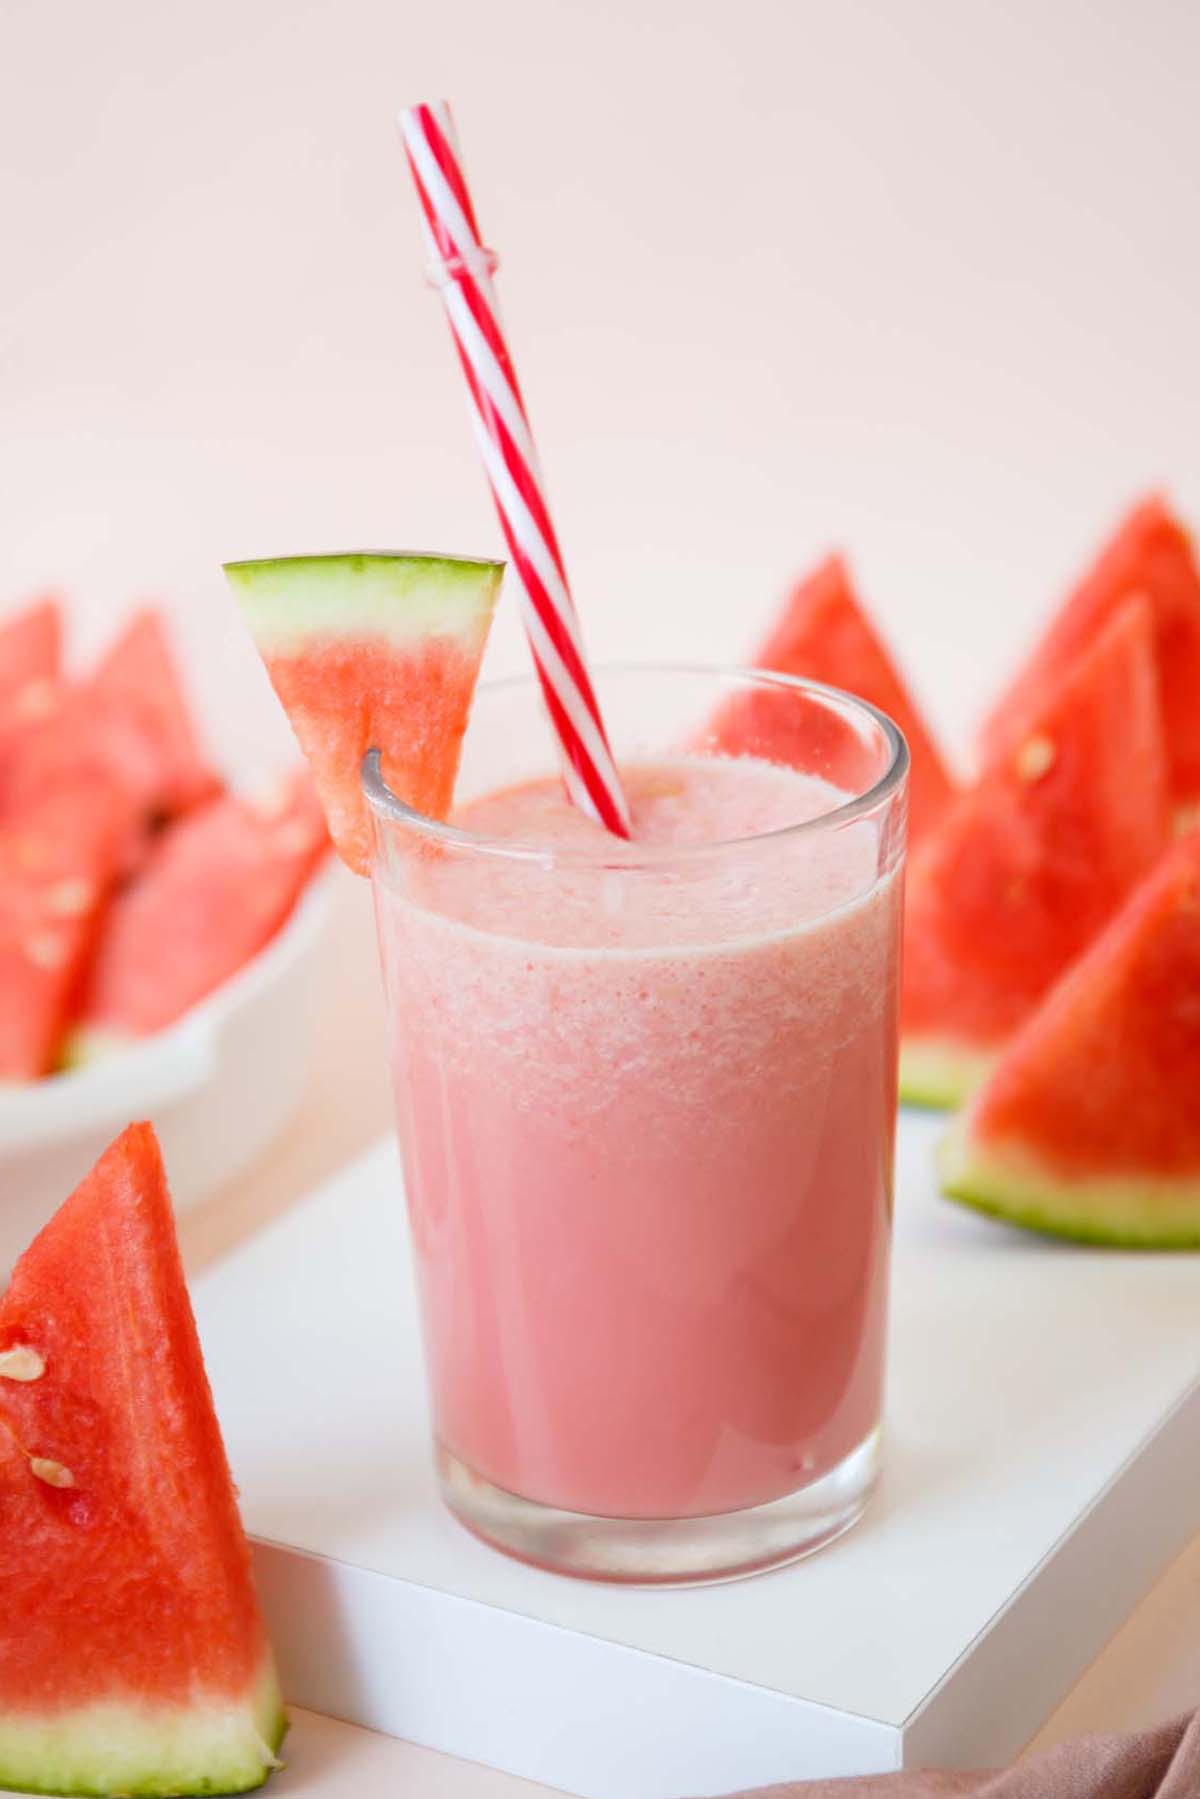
(707, 1709), (1200, 1799)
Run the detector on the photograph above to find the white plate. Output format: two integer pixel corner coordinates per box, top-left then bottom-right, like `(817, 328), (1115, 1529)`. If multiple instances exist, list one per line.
(0, 872), (331, 1272)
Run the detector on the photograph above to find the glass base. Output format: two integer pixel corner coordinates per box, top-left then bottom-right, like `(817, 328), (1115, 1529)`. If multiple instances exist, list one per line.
(436, 1428), (881, 1585)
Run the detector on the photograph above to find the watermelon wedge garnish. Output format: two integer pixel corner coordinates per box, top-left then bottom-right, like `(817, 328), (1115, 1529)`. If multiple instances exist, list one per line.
(940, 829), (1200, 1245)
(0, 1124), (285, 1794)
(980, 495), (1200, 815)
(705, 555), (956, 843)
(71, 771), (329, 1057)
(0, 784), (123, 1081)
(225, 552), (503, 874)
(901, 597), (1171, 1108)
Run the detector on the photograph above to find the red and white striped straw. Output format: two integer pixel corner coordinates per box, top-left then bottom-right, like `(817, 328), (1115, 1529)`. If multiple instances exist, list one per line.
(398, 100), (631, 839)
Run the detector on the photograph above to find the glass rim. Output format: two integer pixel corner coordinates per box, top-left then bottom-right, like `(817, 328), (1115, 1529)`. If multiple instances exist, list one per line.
(361, 661), (910, 869)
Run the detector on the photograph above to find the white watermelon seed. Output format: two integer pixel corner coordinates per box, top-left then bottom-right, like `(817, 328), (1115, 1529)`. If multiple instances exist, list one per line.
(30, 1457), (75, 1489)
(1015, 734), (1057, 782)
(23, 933), (69, 970)
(45, 879), (95, 918)
(0, 1345), (45, 1382)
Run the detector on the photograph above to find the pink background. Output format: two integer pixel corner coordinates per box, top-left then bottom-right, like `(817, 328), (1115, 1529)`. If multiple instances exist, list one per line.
(3, 0), (1199, 780)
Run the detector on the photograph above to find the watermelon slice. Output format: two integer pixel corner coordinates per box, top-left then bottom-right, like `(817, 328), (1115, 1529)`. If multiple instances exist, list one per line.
(225, 552), (503, 874)
(88, 610), (221, 820)
(1, 612), (221, 868)
(940, 830), (1200, 1245)
(900, 597), (1171, 1108)
(0, 598), (61, 731)
(980, 495), (1200, 813)
(71, 771), (328, 1056)
(0, 1124), (284, 1794)
(0, 783), (123, 1081)
(704, 555), (955, 843)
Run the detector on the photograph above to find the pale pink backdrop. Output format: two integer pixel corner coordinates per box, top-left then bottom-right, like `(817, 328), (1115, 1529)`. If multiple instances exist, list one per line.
(2, 0), (1198, 780)
(2, 3), (1199, 1791)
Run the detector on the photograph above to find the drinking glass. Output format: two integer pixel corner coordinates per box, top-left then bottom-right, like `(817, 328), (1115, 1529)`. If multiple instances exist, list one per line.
(364, 665), (907, 1583)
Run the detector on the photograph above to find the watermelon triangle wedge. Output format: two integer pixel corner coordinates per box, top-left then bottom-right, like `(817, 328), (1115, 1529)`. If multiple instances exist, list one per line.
(901, 597), (1171, 1108)
(705, 554), (956, 843)
(0, 599), (63, 765)
(0, 1124), (284, 1794)
(87, 610), (222, 822)
(225, 552), (503, 874)
(0, 598), (61, 720)
(0, 610), (221, 874)
(0, 782), (124, 1081)
(980, 495), (1200, 816)
(70, 770), (329, 1057)
(940, 828), (1200, 1245)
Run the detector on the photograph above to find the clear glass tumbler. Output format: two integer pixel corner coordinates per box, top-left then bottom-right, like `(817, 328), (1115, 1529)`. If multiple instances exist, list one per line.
(364, 665), (907, 1583)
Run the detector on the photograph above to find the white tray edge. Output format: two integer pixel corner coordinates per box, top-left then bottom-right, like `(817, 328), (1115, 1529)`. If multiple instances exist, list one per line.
(903, 1371), (1200, 1767)
(252, 1537), (900, 1798)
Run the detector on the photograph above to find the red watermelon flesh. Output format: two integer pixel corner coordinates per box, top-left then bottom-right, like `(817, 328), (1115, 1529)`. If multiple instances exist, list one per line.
(88, 610), (220, 819)
(0, 783), (123, 1081)
(73, 771), (328, 1051)
(980, 495), (1200, 812)
(0, 612), (221, 872)
(0, 1125), (284, 1793)
(704, 555), (955, 843)
(0, 598), (62, 731)
(900, 597), (1171, 1108)
(0, 600), (64, 772)
(940, 830), (1200, 1244)
(225, 552), (504, 875)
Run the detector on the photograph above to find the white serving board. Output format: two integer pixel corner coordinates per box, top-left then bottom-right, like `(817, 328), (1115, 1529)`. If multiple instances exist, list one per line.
(194, 1116), (1200, 1798)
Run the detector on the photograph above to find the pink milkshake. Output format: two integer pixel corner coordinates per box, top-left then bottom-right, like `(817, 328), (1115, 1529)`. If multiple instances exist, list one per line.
(367, 667), (907, 1582)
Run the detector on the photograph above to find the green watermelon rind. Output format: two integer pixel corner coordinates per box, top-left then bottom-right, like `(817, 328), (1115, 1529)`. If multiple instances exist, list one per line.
(224, 552), (504, 655)
(0, 1655), (286, 1797)
(899, 1037), (995, 1111)
(939, 1118), (1200, 1249)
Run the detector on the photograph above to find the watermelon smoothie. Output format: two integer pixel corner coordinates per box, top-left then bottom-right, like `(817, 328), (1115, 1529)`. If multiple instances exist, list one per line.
(367, 667), (907, 1582)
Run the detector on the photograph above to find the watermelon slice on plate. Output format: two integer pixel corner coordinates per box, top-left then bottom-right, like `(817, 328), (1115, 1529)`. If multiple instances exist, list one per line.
(0, 1124), (284, 1794)
(0, 599), (63, 768)
(225, 552), (503, 874)
(980, 495), (1200, 815)
(704, 555), (955, 843)
(0, 598), (61, 726)
(70, 771), (328, 1057)
(940, 829), (1200, 1245)
(1, 612), (221, 869)
(87, 610), (221, 820)
(901, 597), (1171, 1109)
(0, 784), (123, 1081)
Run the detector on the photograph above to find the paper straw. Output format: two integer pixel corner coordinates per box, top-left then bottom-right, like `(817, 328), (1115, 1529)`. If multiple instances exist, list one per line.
(398, 100), (632, 838)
